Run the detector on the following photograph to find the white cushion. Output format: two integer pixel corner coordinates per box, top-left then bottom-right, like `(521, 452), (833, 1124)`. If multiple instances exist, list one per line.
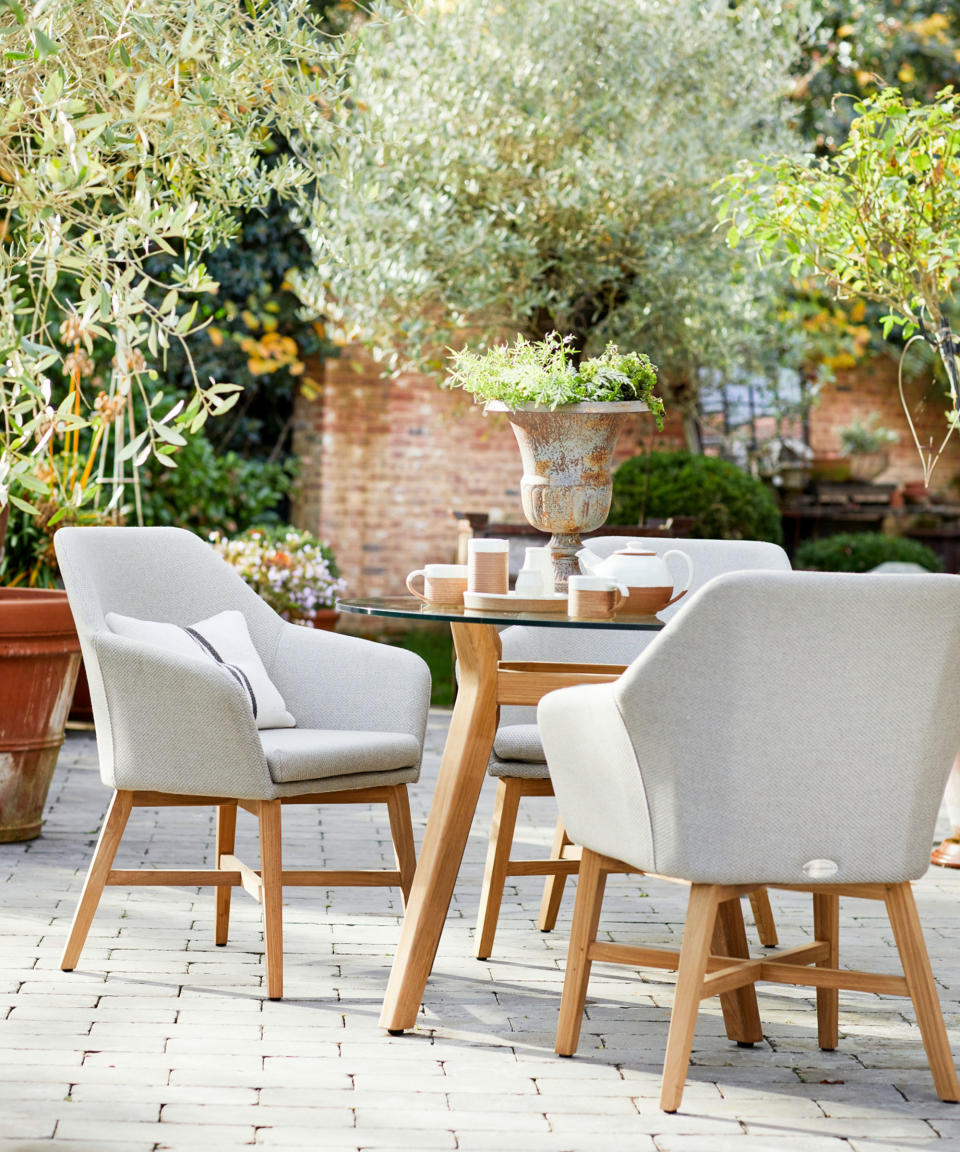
(258, 728), (422, 784)
(493, 723), (546, 763)
(106, 609), (296, 729)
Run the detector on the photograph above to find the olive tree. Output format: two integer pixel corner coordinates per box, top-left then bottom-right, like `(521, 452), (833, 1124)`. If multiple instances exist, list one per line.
(0, 0), (364, 515)
(298, 0), (810, 413)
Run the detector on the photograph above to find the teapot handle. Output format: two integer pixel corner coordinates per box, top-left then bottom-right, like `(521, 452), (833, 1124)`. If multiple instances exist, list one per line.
(662, 550), (694, 608)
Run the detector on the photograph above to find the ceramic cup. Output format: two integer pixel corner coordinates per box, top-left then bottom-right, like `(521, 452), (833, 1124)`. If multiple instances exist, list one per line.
(567, 575), (629, 620)
(406, 564), (469, 606)
(467, 538), (509, 595)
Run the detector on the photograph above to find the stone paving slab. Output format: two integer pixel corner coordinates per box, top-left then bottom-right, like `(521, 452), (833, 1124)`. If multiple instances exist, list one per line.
(1, 711), (960, 1150)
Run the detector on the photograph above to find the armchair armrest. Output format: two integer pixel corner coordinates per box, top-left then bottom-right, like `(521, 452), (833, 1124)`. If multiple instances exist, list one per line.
(92, 632), (274, 798)
(538, 681), (656, 873)
(270, 624), (431, 746)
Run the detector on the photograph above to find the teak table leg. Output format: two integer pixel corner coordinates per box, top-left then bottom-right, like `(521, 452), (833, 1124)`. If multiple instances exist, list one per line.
(380, 621), (501, 1033)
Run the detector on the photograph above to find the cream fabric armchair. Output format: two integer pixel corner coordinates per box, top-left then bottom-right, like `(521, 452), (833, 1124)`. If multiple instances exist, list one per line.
(476, 536), (790, 959)
(539, 569), (960, 1111)
(54, 526), (431, 999)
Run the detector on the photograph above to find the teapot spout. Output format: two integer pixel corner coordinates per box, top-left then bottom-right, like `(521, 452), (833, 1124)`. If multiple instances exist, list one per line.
(576, 546), (602, 575)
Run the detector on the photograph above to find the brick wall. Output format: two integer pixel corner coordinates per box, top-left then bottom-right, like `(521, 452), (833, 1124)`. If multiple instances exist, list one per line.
(810, 356), (960, 488)
(292, 346), (687, 599)
(292, 347), (960, 600)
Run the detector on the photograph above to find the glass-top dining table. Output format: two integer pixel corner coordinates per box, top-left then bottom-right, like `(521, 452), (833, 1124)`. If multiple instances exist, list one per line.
(337, 594), (664, 1033)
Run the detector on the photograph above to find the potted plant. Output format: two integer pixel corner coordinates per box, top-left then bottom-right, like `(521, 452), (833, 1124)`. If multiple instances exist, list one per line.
(446, 333), (665, 586)
(838, 415), (899, 482)
(210, 526), (347, 631)
(718, 85), (960, 486)
(0, 0), (359, 840)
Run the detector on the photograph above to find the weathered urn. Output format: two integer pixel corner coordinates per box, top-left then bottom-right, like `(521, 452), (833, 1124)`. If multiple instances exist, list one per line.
(487, 400), (649, 589)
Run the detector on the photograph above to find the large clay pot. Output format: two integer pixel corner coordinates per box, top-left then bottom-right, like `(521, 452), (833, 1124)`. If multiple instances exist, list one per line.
(296, 609), (340, 631)
(486, 400), (649, 589)
(0, 588), (81, 841)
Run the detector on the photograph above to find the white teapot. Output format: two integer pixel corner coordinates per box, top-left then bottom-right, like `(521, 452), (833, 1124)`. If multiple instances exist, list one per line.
(576, 545), (694, 615)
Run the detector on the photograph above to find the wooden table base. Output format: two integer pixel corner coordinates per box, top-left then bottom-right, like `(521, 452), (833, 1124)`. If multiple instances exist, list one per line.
(378, 621), (766, 1042)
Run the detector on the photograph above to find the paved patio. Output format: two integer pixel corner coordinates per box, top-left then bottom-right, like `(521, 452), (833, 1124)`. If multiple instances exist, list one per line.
(3, 709), (960, 1151)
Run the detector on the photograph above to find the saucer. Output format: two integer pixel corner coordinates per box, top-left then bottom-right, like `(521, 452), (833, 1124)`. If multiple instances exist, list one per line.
(463, 591), (567, 613)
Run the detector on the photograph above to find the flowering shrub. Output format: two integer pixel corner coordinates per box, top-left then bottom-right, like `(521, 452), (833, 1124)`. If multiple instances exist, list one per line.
(210, 526), (347, 624)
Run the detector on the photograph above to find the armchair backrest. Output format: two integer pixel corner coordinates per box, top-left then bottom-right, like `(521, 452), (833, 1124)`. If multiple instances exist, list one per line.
(55, 527), (286, 773)
(599, 570), (960, 884)
(499, 536), (790, 726)
(55, 526), (283, 644)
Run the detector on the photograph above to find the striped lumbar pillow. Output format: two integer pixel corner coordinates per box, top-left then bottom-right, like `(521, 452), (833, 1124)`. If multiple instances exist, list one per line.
(105, 609), (296, 729)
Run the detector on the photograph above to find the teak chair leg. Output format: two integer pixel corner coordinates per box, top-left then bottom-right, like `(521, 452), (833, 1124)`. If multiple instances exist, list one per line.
(476, 778), (523, 960)
(660, 884), (724, 1114)
(215, 802), (238, 947)
(258, 799), (284, 1000)
(538, 816), (573, 933)
(748, 888), (779, 947)
(813, 891), (839, 1050)
(386, 784), (417, 907)
(555, 848), (608, 1057)
(885, 882), (960, 1102)
(713, 896), (763, 1045)
(60, 789), (133, 971)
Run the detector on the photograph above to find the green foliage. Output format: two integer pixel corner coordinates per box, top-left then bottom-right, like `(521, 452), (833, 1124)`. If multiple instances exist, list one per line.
(796, 3), (960, 152)
(610, 451), (783, 544)
(795, 531), (943, 572)
(839, 414), (899, 455)
(137, 434), (298, 538)
(0, 433), (297, 587)
(210, 525), (346, 618)
(0, 0), (364, 513)
(446, 334), (664, 425)
(721, 88), (960, 334)
(0, 495), (118, 588)
(154, 192), (331, 457)
(298, 0), (806, 403)
(719, 87), (960, 424)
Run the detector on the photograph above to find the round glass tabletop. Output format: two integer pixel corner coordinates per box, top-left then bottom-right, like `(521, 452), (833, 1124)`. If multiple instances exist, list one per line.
(337, 595), (665, 631)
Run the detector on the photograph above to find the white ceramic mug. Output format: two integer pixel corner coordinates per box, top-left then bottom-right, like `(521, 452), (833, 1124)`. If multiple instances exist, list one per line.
(467, 538), (509, 595)
(406, 563), (469, 606)
(567, 575), (629, 619)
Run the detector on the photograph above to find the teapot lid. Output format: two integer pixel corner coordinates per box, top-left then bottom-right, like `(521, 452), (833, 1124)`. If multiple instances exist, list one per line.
(614, 547), (657, 556)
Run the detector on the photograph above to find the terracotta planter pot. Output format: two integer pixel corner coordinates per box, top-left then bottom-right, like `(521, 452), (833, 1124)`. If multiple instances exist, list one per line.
(486, 400), (650, 589)
(296, 609), (340, 631)
(69, 658), (94, 724)
(0, 588), (81, 841)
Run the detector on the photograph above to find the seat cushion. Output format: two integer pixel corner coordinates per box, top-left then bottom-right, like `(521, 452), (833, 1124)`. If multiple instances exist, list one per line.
(493, 723), (545, 763)
(259, 728), (421, 784)
(106, 609), (295, 729)
(488, 755), (550, 780)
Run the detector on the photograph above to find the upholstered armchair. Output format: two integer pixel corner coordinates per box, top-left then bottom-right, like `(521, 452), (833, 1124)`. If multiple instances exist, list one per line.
(539, 569), (960, 1111)
(476, 536), (790, 959)
(54, 526), (431, 998)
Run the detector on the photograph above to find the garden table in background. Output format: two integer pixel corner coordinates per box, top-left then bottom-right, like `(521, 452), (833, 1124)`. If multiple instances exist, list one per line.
(337, 595), (664, 1033)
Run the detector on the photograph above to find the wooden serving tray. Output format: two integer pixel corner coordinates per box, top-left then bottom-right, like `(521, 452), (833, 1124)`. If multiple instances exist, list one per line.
(462, 591), (568, 613)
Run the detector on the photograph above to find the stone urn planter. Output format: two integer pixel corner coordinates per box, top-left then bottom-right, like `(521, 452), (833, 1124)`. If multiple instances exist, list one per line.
(848, 450), (890, 483)
(0, 588), (82, 841)
(487, 400), (650, 589)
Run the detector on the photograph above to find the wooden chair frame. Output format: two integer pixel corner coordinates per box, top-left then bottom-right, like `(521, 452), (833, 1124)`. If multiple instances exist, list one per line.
(475, 778), (779, 959)
(556, 848), (960, 1113)
(60, 783), (417, 999)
